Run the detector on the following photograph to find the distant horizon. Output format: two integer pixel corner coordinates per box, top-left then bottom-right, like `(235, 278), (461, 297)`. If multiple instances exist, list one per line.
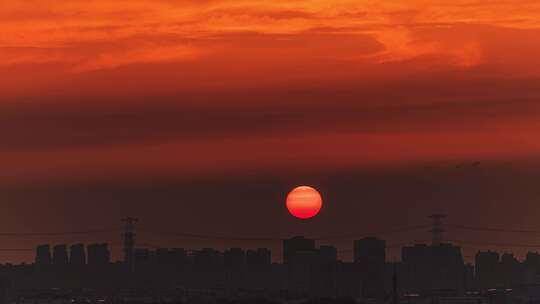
(4, 216), (540, 266)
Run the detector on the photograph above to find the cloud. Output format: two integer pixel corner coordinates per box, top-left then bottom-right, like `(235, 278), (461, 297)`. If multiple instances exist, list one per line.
(3, 0), (540, 72)
(2, 0), (540, 185)
(70, 43), (204, 73)
(2, 74), (539, 144)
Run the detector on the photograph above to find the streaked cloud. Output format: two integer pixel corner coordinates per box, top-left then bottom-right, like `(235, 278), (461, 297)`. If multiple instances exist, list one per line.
(1, 0), (540, 185)
(2, 0), (540, 76)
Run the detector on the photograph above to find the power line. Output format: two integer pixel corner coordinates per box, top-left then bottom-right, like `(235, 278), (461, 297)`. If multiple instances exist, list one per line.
(3, 223), (540, 239)
(137, 224), (430, 242)
(449, 239), (540, 249)
(449, 224), (540, 234)
(138, 230), (281, 241)
(0, 228), (121, 237)
(313, 225), (431, 241)
(0, 248), (33, 251)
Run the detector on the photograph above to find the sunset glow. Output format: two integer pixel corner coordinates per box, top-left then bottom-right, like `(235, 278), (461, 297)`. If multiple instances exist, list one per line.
(2, 1), (540, 183)
(1, 1), (540, 263)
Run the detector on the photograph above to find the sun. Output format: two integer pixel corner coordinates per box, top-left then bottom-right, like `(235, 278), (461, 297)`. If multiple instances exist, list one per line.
(286, 186), (323, 219)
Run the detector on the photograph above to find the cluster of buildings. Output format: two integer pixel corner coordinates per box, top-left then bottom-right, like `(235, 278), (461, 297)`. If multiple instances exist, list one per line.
(1, 233), (540, 303)
(4, 237), (536, 297)
(35, 244), (111, 268)
(475, 251), (540, 290)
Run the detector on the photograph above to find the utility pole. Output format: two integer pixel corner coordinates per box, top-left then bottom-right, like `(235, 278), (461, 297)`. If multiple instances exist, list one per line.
(122, 217), (138, 272)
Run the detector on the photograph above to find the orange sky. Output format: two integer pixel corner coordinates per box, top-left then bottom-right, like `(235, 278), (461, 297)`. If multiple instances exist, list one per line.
(2, 0), (540, 95)
(2, 0), (540, 185)
(2, 1), (540, 263)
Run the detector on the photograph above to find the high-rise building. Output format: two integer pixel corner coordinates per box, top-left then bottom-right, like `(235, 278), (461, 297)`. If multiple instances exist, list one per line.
(52, 244), (69, 266)
(525, 251), (540, 266)
(402, 243), (465, 294)
(475, 250), (500, 289)
(283, 236), (316, 264)
(35, 244), (51, 266)
(311, 245), (339, 297)
(69, 243), (86, 266)
(288, 249), (318, 293)
(500, 253), (520, 287)
(87, 243), (110, 265)
(524, 252), (540, 285)
(282, 237), (319, 293)
(354, 237), (386, 298)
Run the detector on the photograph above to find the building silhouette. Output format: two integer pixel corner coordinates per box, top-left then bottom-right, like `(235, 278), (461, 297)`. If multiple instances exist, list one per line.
(311, 245), (338, 297)
(87, 243), (110, 265)
(354, 237), (386, 298)
(193, 248), (223, 271)
(475, 250), (500, 289)
(155, 248), (170, 265)
(402, 243), (465, 294)
(52, 244), (68, 266)
(246, 248), (271, 267)
(224, 248), (246, 288)
(133, 247), (153, 273)
(224, 248), (246, 270)
(524, 252), (540, 285)
(500, 253), (521, 287)
(23, 228), (540, 302)
(69, 243), (86, 266)
(35, 244), (51, 266)
(283, 236), (316, 265)
(464, 263), (475, 291)
(318, 245), (337, 263)
(170, 248), (188, 267)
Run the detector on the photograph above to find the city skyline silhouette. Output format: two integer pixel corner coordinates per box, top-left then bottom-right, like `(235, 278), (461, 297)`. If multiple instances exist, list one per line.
(3, 0), (540, 302)
(2, 215), (540, 302)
